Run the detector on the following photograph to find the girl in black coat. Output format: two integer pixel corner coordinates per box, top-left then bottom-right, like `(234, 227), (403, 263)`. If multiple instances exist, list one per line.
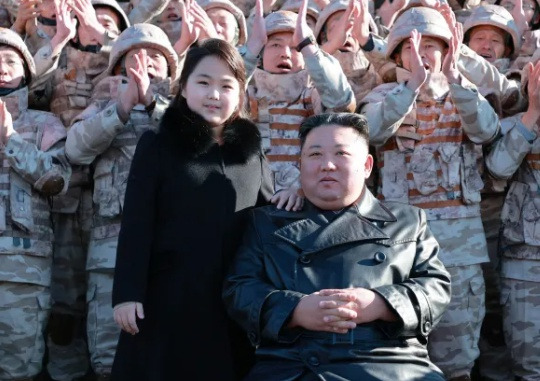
(111, 39), (273, 380)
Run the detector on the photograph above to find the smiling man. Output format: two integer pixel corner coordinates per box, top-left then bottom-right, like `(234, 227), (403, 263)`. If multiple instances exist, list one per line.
(223, 112), (451, 381)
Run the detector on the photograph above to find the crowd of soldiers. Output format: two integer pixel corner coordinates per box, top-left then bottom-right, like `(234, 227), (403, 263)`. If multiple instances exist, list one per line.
(0, 0), (537, 380)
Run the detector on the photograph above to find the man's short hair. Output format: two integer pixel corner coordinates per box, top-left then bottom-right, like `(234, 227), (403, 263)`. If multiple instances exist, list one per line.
(299, 113), (370, 149)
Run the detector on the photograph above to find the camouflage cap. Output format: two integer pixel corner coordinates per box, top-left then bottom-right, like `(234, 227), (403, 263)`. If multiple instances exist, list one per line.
(0, 27), (35, 84)
(107, 23), (179, 79)
(265, 10), (297, 36)
(281, 0), (320, 23)
(199, 0), (247, 45)
(314, 0), (349, 39)
(386, 7), (452, 59)
(463, 4), (520, 57)
(92, 0), (131, 31)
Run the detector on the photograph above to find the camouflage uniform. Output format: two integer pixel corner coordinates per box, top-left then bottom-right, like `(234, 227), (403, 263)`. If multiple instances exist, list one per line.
(127, 0), (169, 24)
(244, 11), (355, 190)
(0, 28), (71, 381)
(460, 5), (522, 380)
(485, 114), (540, 380)
(314, 0), (381, 104)
(358, 7), (500, 380)
(65, 24), (177, 378)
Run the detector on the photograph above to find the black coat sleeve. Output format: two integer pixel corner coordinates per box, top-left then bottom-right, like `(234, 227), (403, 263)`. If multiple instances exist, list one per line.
(112, 131), (160, 307)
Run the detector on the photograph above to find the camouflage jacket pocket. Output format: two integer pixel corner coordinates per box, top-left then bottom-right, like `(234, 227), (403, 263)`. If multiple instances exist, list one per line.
(410, 147), (439, 195)
(501, 181), (527, 245)
(10, 173), (34, 233)
(437, 143), (461, 190)
(522, 192), (540, 247)
(460, 144), (484, 204)
(93, 158), (120, 218)
(381, 150), (408, 203)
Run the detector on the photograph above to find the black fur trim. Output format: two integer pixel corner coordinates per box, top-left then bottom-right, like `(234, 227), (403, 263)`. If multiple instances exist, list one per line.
(159, 98), (262, 163)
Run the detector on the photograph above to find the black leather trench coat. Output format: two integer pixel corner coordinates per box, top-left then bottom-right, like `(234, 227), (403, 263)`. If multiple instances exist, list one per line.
(223, 189), (452, 381)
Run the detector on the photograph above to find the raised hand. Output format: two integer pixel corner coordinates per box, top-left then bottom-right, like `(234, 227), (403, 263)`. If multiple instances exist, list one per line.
(129, 50), (154, 107)
(70, 0), (107, 44)
(0, 100), (14, 146)
(173, 0), (201, 56)
(511, 0), (529, 39)
(246, 0), (267, 57)
(292, 0), (314, 50)
(440, 6), (462, 84)
(406, 29), (428, 91)
(190, 1), (219, 41)
(51, 0), (77, 50)
(521, 61), (540, 130)
(321, 0), (355, 55)
(351, 0), (372, 48)
(12, 0), (40, 35)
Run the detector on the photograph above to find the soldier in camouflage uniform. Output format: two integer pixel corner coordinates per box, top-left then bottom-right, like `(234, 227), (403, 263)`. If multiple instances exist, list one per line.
(126, 0), (170, 24)
(314, 0), (380, 104)
(25, 1), (130, 380)
(485, 60), (540, 381)
(12, 0), (57, 56)
(0, 27), (71, 381)
(241, 0), (354, 195)
(65, 23), (177, 380)
(149, 0), (183, 45)
(358, 7), (500, 380)
(197, 0), (247, 46)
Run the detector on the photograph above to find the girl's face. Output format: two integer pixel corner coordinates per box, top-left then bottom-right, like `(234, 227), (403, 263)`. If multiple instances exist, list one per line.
(398, 36), (447, 73)
(181, 55), (241, 128)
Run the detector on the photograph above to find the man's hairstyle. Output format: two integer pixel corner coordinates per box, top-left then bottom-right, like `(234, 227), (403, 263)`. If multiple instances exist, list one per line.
(299, 113), (370, 148)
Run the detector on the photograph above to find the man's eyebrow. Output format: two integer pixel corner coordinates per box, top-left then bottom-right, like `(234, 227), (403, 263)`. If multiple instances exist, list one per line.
(306, 143), (350, 149)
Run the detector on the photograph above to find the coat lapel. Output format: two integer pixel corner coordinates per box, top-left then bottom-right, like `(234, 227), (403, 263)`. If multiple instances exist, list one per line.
(273, 190), (397, 253)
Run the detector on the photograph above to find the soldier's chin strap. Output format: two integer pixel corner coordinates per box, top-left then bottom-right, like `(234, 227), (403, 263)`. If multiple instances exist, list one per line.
(37, 15), (57, 26)
(0, 78), (27, 97)
(70, 40), (102, 53)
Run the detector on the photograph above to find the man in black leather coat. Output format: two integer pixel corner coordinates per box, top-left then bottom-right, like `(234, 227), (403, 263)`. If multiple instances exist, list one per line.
(223, 112), (452, 381)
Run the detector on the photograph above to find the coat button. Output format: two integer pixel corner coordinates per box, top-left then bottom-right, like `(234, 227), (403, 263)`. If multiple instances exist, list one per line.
(423, 321), (432, 333)
(248, 332), (257, 342)
(374, 252), (386, 263)
(299, 255), (311, 264)
(308, 356), (320, 366)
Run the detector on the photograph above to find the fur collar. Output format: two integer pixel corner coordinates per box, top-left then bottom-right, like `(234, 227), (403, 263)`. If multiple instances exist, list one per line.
(159, 98), (262, 162)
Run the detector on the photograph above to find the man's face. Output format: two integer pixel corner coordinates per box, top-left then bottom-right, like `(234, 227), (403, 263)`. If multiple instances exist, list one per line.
(124, 48), (169, 83)
(300, 124), (373, 210)
(467, 25), (510, 62)
(78, 8), (122, 46)
(0, 46), (26, 89)
(159, 0), (182, 22)
(96, 7), (122, 35)
(322, 10), (359, 52)
(398, 36), (447, 73)
(501, 0), (539, 26)
(262, 32), (305, 74)
(206, 8), (238, 45)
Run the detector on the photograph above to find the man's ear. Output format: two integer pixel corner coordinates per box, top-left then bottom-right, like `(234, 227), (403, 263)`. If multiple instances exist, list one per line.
(364, 154), (374, 179)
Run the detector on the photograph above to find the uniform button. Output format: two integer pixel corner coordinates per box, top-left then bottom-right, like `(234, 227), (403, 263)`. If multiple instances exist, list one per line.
(8, 150), (13, 154)
(247, 332), (257, 342)
(374, 252), (386, 263)
(423, 321), (432, 333)
(308, 356), (320, 366)
(299, 255), (311, 264)
(105, 108), (113, 117)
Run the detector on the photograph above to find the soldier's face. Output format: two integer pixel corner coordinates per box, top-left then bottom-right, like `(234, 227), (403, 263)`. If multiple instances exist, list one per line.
(0, 47), (26, 89)
(159, 0), (183, 23)
(300, 124), (373, 211)
(399, 36), (447, 73)
(501, 0), (539, 26)
(322, 10), (359, 52)
(467, 25), (510, 62)
(124, 48), (169, 82)
(96, 7), (122, 35)
(181, 55), (241, 128)
(38, 0), (56, 19)
(206, 8), (239, 45)
(262, 32), (305, 74)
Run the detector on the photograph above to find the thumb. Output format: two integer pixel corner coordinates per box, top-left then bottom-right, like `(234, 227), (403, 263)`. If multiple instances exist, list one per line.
(136, 303), (145, 319)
